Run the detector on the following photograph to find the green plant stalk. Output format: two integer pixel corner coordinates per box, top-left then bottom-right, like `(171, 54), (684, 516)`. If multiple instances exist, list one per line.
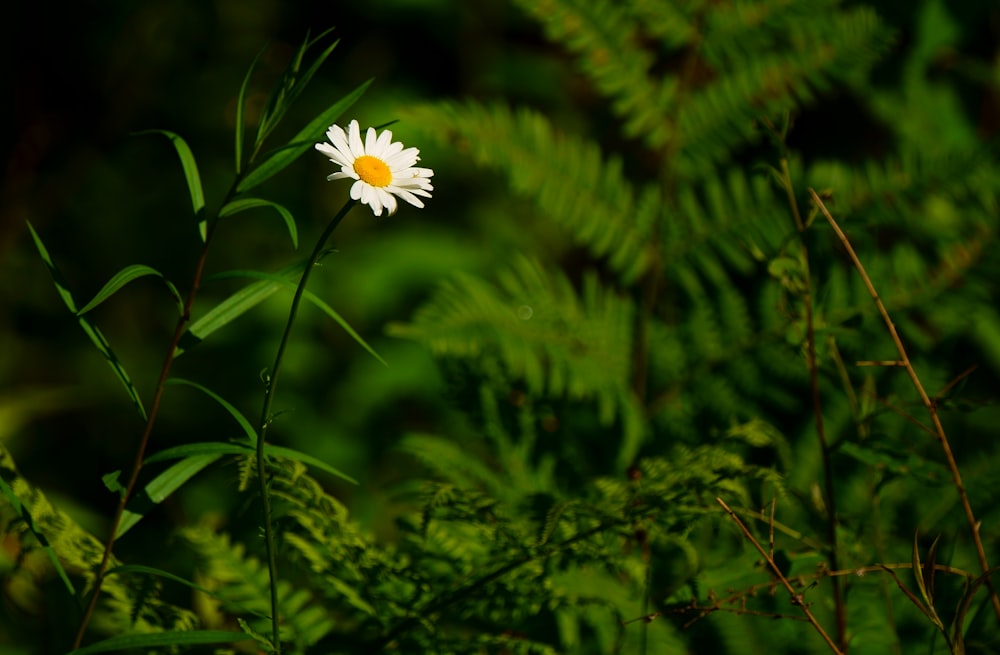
(72, 187), (233, 649)
(254, 198), (357, 653)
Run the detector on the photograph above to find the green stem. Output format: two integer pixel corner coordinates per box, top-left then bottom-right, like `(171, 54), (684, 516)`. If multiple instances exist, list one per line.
(255, 198), (357, 653)
(72, 176), (241, 649)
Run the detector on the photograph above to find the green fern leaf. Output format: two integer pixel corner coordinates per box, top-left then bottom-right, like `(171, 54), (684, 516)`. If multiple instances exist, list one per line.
(403, 102), (658, 282)
(390, 257), (637, 433)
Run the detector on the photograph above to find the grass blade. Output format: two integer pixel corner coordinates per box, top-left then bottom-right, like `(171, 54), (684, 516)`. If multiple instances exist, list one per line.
(143, 442), (253, 465)
(174, 259), (308, 356)
(66, 630), (251, 654)
(165, 378), (258, 444)
(237, 78), (371, 193)
(27, 222), (147, 420)
(235, 45), (266, 174)
(219, 197), (298, 249)
(76, 264), (183, 316)
(266, 444), (358, 484)
(106, 565), (269, 619)
(116, 453), (221, 538)
(134, 130), (207, 241)
(212, 269), (386, 365)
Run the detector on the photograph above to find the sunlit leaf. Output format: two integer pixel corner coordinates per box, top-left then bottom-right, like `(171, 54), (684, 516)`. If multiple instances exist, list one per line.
(174, 259), (307, 356)
(237, 78), (371, 193)
(0, 462), (77, 599)
(116, 454), (220, 538)
(211, 269), (386, 365)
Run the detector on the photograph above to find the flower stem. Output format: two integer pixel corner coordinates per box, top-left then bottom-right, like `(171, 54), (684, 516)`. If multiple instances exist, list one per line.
(255, 198), (357, 653)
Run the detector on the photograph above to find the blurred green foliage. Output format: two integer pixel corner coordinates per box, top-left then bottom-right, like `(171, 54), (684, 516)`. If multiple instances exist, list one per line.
(2, 0), (1000, 653)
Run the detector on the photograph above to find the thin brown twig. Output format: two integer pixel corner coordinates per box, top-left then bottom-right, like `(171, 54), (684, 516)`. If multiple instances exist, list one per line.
(809, 188), (1000, 623)
(625, 560), (979, 633)
(717, 497), (845, 655)
(73, 223), (219, 648)
(934, 364), (978, 401)
(768, 497), (776, 560)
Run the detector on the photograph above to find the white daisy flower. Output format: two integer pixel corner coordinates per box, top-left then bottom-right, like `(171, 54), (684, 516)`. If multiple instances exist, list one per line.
(315, 119), (434, 217)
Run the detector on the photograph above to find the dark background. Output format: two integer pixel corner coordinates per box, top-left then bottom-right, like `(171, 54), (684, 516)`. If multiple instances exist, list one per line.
(1, 0), (999, 606)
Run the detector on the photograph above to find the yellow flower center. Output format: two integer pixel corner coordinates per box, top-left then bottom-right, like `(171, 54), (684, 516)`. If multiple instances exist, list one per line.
(353, 156), (392, 187)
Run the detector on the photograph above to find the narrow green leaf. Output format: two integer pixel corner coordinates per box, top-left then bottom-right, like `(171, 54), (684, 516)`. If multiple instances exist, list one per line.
(266, 444), (358, 485)
(67, 630), (251, 654)
(102, 470), (125, 497)
(144, 442), (253, 466)
(912, 533), (946, 632)
(28, 222), (147, 420)
(135, 130), (207, 241)
(254, 33), (313, 149)
(235, 45), (266, 174)
(165, 378), (258, 444)
(143, 440), (356, 484)
(219, 197), (298, 249)
(237, 78), (372, 193)
(212, 269), (386, 365)
(76, 321), (148, 421)
(106, 564), (270, 619)
(175, 259), (308, 356)
(76, 264), (183, 316)
(116, 454), (220, 538)
(276, 37), (341, 130)
(26, 221), (78, 312)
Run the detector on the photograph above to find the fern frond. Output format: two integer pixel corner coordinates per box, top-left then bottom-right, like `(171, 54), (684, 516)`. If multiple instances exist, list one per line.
(179, 525), (336, 648)
(397, 433), (507, 498)
(625, 0), (697, 49)
(403, 102), (659, 282)
(0, 444), (197, 636)
(667, 168), (791, 292)
(390, 257), (636, 430)
(676, 5), (892, 177)
(513, 0), (678, 149)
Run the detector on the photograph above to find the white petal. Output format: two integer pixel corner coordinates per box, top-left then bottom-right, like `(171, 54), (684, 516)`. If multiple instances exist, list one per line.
(316, 142), (352, 168)
(385, 147), (420, 170)
(350, 179), (364, 200)
(364, 185), (383, 216)
(380, 189), (398, 215)
(325, 124), (347, 148)
(347, 120), (364, 158)
(389, 187), (425, 209)
(365, 127), (379, 154)
(330, 135), (353, 166)
(373, 129), (393, 157)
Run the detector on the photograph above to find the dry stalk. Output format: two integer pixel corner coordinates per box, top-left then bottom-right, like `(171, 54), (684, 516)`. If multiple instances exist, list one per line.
(717, 497), (844, 655)
(809, 188), (1000, 622)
